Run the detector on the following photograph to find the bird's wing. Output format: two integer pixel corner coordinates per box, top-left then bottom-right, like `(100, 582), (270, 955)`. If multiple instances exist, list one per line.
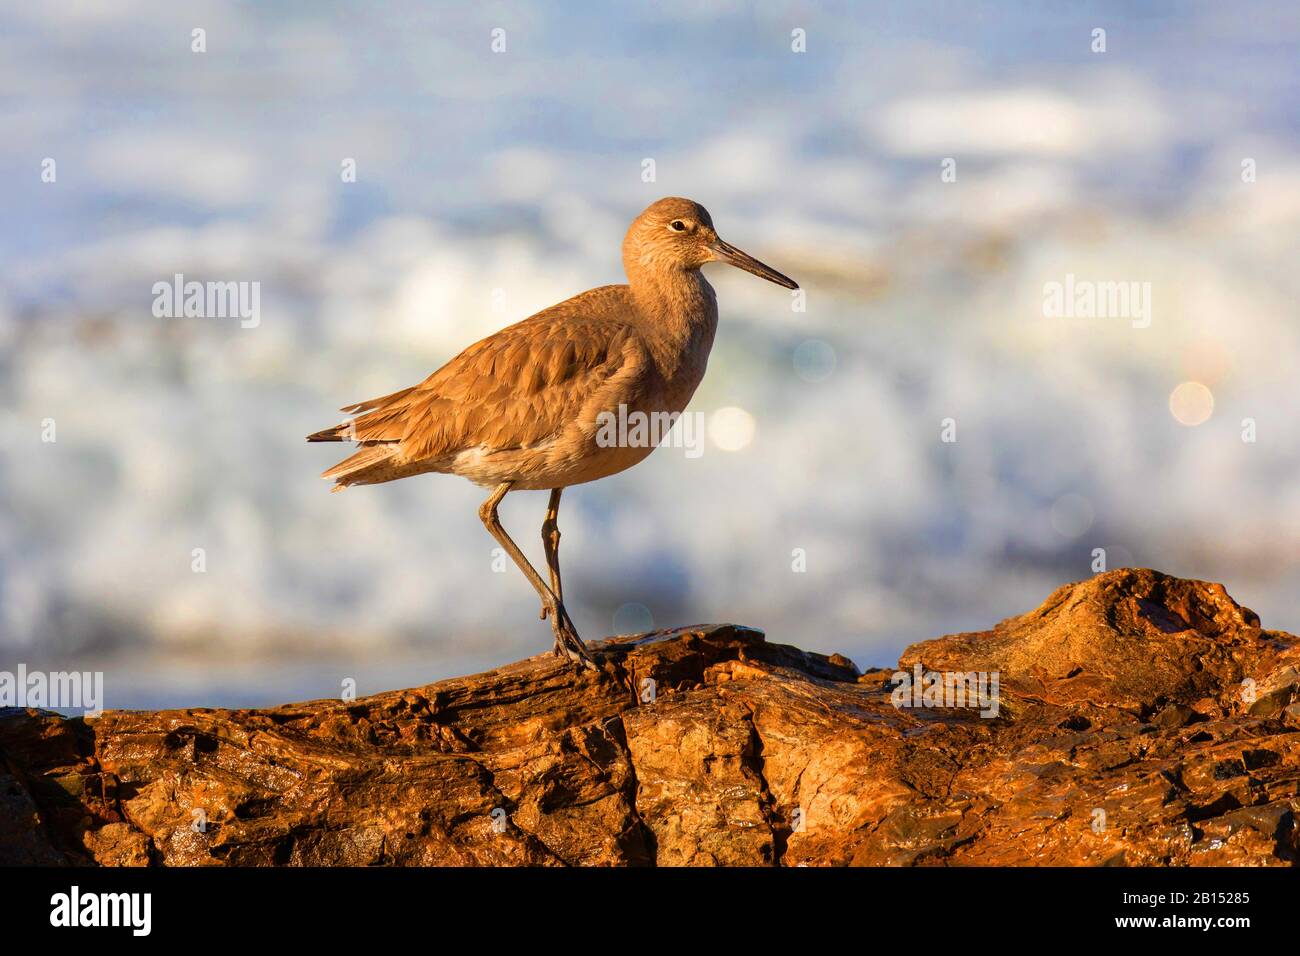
(316, 288), (654, 465)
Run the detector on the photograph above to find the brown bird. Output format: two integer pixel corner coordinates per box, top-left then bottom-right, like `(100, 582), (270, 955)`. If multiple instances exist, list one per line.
(308, 197), (797, 668)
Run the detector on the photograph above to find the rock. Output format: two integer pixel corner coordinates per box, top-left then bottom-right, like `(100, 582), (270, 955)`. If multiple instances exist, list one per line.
(1151, 703), (1201, 730)
(1, 569), (1298, 866)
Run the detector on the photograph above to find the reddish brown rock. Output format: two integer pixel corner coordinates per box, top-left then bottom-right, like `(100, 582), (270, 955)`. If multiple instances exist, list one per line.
(2, 569), (1297, 866)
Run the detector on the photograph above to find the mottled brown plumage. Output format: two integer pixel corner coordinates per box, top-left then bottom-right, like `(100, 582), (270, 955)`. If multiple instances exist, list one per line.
(308, 288), (655, 491)
(309, 197), (797, 666)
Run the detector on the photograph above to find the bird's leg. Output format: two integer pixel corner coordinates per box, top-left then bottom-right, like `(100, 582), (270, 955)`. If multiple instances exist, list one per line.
(540, 488), (586, 662)
(540, 488), (564, 619)
(478, 482), (595, 669)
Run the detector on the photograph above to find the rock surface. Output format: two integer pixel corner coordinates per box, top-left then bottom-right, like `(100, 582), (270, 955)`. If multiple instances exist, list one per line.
(3, 569), (1298, 866)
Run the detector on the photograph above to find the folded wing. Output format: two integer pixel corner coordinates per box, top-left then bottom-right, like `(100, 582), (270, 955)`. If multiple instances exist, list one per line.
(308, 289), (652, 490)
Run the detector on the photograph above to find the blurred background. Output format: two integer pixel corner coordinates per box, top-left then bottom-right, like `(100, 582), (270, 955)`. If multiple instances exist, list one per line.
(2, 1), (1298, 708)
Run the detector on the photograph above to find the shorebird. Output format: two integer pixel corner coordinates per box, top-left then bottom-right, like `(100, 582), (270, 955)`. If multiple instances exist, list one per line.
(308, 197), (797, 668)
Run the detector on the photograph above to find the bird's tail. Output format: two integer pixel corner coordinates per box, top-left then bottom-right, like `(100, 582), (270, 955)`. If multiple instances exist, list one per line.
(308, 385), (419, 489)
(306, 385), (417, 443)
(306, 423), (350, 442)
(319, 444), (400, 492)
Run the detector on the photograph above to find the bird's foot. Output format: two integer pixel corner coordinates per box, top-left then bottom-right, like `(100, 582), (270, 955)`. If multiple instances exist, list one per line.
(553, 634), (598, 670)
(547, 603), (597, 671)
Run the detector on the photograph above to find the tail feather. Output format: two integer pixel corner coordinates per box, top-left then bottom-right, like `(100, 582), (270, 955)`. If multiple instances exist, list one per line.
(306, 424), (349, 442)
(308, 385), (419, 444)
(320, 443), (401, 491)
(310, 384), (423, 490)
(339, 386), (415, 416)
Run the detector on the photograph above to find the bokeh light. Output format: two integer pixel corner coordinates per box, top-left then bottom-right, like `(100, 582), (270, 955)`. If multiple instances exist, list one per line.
(612, 602), (654, 635)
(708, 406), (756, 452)
(793, 339), (837, 382)
(1169, 381), (1214, 427)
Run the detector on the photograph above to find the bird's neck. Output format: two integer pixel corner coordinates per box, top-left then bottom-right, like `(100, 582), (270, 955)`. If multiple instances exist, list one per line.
(628, 268), (718, 377)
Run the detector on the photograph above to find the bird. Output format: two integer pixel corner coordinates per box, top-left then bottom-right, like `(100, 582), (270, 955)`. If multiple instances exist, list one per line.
(308, 197), (797, 669)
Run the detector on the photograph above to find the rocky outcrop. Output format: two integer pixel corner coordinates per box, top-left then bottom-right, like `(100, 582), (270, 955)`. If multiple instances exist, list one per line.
(2, 569), (1298, 866)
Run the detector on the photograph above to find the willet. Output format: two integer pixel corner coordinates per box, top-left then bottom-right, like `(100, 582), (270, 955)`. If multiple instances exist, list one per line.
(308, 197), (797, 668)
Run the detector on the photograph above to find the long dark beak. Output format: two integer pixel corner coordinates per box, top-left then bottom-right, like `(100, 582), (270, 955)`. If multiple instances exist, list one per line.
(710, 238), (798, 289)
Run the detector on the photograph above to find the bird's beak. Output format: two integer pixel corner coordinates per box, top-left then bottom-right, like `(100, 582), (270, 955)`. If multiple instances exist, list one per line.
(709, 238), (799, 289)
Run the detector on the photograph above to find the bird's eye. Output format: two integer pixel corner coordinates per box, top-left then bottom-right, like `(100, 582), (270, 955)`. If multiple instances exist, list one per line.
(670, 220), (687, 232)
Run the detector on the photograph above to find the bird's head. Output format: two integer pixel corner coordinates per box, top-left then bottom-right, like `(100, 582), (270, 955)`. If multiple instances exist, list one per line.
(622, 197), (798, 290)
